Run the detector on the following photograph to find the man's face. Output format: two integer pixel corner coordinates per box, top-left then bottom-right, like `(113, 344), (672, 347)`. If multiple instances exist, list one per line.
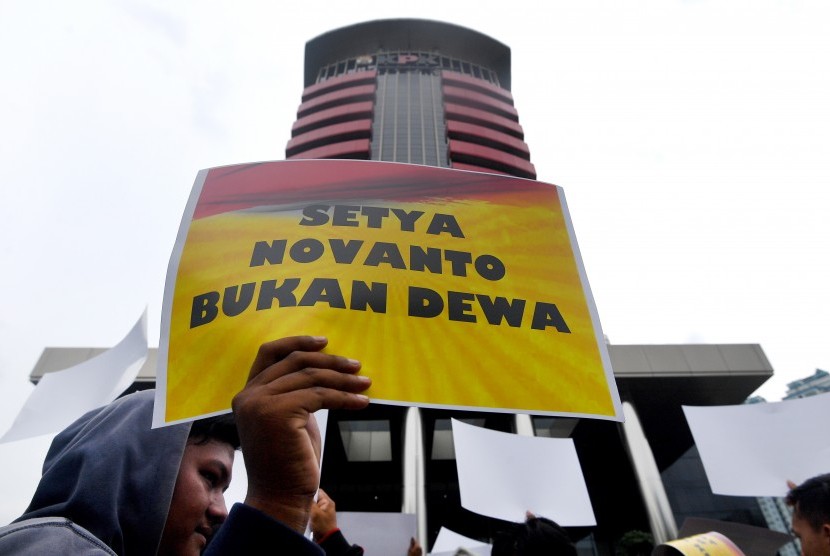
(792, 511), (830, 556)
(158, 439), (234, 556)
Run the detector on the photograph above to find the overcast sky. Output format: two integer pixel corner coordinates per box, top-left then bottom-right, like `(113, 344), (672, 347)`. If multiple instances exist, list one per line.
(1, 0), (828, 524)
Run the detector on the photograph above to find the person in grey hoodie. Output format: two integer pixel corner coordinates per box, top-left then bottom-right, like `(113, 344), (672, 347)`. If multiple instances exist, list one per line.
(0, 335), (371, 555)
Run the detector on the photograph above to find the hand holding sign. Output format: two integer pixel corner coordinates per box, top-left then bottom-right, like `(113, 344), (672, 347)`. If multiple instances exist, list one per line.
(232, 336), (371, 533)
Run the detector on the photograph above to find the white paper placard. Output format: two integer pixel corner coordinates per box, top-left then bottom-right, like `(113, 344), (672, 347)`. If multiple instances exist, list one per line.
(1, 310), (148, 443)
(451, 419), (595, 526)
(683, 393), (830, 496)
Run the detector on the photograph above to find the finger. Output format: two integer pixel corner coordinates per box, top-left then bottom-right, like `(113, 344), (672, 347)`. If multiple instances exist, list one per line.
(232, 373), (369, 421)
(249, 336), (328, 380)
(261, 367), (370, 397)
(317, 488), (330, 503)
(272, 387), (370, 415)
(251, 351), (361, 386)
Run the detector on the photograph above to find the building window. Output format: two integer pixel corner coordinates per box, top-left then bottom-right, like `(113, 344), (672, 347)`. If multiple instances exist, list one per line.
(338, 419), (392, 462)
(430, 418), (485, 460)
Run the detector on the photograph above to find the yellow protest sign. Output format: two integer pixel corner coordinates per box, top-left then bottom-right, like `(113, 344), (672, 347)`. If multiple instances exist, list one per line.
(155, 160), (621, 425)
(656, 532), (746, 556)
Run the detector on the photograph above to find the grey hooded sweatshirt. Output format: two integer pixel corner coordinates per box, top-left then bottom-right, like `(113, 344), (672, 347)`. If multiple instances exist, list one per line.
(0, 389), (323, 555)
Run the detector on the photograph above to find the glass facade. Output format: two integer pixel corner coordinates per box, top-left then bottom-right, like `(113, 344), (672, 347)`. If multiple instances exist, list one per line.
(314, 51), (501, 87)
(371, 72), (448, 166)
(661, 446), (766, 527)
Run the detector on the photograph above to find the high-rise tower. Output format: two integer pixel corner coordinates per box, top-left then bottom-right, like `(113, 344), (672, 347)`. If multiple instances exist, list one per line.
(286, 19), (536, 180)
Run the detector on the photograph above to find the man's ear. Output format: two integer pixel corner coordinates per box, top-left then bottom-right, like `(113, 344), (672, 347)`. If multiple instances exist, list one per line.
(822, 523), (830, 545)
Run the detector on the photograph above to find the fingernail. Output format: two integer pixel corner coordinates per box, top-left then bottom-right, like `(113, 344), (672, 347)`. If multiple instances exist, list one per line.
(346, 358), (360, 366)
(355, 394), (370, 402)
(356, 374), (371, 383)
(311, 336), (327, 342)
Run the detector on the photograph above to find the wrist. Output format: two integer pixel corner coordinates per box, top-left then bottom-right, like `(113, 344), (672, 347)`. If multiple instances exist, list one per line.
(244, 492), (314, 534)
(314, 527), (340, 544)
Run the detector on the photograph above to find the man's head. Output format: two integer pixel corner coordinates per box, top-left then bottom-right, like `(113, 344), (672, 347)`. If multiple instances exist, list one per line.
(786, 474), (830, 556)
(158, 415), (240, 556)
(491, 516), (576, 556)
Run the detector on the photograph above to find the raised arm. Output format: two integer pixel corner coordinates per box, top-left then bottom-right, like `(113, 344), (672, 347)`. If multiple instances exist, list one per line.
(231, 336), (371, 533)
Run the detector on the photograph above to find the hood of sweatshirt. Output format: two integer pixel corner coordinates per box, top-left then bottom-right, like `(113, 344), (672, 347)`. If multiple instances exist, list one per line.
(16, 389), (190, 555)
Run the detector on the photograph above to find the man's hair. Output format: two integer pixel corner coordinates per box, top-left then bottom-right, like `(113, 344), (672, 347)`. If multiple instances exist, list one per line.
(491, 516), (576, 556)
(189, 413), (241, 450)
(786, 473), (830, 531)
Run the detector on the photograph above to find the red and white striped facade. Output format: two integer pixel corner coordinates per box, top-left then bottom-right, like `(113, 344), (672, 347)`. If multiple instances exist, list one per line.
(287, 20), (536, 180)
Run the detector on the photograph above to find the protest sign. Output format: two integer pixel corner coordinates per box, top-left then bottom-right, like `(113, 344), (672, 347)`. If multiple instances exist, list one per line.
(3, 310), (148, 442)
(452, 419), (595, 526)
(336, 512), (417, 555)
(683, 393), (830, 496)
(653, 532), (745, 556)
(155, 160), (620, 425)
